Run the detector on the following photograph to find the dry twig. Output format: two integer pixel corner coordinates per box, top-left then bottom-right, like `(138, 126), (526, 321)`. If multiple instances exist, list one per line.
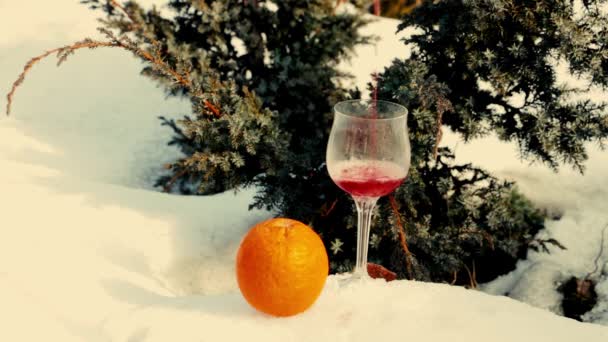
(450, 270), (458, 285)
(109, 0), (139, 25)
(163, 167), (188, 193)
(6, 0), (221, 117)
(320, 199), (339, 217)
(6, 41), (118, 115)
(463, 261), (478, 289)
(586, 223), (608, 279)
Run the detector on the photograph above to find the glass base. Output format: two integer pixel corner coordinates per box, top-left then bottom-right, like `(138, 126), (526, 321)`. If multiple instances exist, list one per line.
(336, 270), (372, 288)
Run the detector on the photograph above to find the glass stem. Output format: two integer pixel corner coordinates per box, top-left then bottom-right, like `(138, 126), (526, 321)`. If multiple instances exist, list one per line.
(353, 196), (378, 277)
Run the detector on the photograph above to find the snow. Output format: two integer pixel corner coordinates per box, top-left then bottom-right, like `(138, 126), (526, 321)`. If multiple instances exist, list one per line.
(91, 278), (608, 342)
(472, 62), (608, 324)
(1, 0), (608, 341)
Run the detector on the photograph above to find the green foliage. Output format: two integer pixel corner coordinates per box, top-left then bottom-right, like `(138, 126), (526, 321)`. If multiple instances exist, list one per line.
(85, 0), (368, 194)
(394, 0), (608, 171)
(367, 0), (608, 280)
(379, 149), (546, 282)
(80, 0), (608, 283)
(158, 84), (290, 194)
(299, 55), (548, 282)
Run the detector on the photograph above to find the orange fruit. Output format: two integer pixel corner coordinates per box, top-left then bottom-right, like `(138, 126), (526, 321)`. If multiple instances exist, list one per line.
(236, 218), (329, 317)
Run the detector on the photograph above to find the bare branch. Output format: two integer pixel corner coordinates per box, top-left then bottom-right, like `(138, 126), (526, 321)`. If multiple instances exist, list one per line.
(389, 194), (414, 279)
(6, 28), (220, 117)
(587, 222), (608, 279)
(109, 0), (141, 29)
(6, 41), (119, 115)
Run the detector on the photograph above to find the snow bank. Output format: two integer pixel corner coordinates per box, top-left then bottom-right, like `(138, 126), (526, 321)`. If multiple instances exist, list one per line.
(100, 277), (608, 342)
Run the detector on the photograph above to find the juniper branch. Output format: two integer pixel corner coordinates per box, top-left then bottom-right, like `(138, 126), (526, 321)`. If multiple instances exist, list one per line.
(6, 28), (220, 117)
(109, 0), (140, 27)
(6, 40), (119, 115)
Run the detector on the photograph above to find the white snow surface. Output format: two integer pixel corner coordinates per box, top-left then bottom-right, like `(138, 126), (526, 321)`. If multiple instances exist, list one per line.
(1, 1), (608, 341)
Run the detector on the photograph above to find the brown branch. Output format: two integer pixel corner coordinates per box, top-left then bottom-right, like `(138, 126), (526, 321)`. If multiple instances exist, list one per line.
(586, 222), (608, 279)
(373, 0), (381, 16)
(141, 47), (191, 90)
(450, 271), (458, 285)
(472, 260), (477, 287)
(389, 195), (414, 279)
(109, 0), (141, 30)
(204, 100), (222, 118)
(320, 199), (338, 217)
(459, 228), (495, 250)
(105, 1), (220, 117)
(463, 262), (478, 289)
(433, 110), (444, 159)
(163, 167), (188, 192)
(6, 41), (119, 115)
(4, 0), (158, 117)
(105, 1), (189, 89)
(6, 33), (220, 117)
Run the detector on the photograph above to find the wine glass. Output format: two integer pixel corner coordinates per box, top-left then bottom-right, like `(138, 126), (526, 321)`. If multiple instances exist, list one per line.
(326, 99), (410, 279)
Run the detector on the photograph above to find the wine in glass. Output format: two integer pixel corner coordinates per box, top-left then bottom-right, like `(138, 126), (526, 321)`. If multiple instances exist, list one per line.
(326, 99), (410, 279)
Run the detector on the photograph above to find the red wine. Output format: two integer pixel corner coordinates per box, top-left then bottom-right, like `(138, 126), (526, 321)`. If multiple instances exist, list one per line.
(331, 161), (406, 197)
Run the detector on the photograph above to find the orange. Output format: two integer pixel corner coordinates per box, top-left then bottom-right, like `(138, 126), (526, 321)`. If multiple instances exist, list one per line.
(236, 218), (329, 317)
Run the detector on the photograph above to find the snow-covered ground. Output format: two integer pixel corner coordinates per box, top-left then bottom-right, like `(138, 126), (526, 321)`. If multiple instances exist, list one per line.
(1, 1), (608, 341)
